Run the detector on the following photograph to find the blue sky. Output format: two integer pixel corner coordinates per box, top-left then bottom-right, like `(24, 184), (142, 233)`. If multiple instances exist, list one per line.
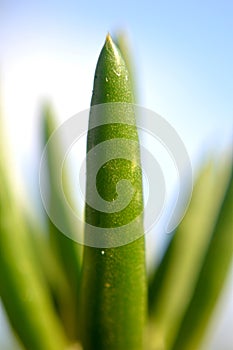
(1, 0), (232, 166)
(0, 1), (233, 348)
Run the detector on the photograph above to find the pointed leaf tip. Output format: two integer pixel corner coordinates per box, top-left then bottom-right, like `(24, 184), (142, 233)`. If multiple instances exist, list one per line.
(105, 33), (116, 53)
(106, 32), (112, 44)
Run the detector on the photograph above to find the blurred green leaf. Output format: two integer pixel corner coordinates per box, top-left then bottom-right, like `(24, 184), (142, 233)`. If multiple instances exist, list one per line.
(0, 112), (68, 350)
(42, 103), (83, 340)
(148, 158), (230, 349)
(171, 156), (233, 350)
(25, 215), (78, 334)
(114, 31), (138, 101)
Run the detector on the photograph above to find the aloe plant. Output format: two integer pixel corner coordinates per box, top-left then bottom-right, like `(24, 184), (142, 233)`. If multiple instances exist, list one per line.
(0, 34), (232, 350)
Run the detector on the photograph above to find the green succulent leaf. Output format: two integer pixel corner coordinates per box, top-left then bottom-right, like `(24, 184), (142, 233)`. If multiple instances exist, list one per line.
(79, 34), (146, 350)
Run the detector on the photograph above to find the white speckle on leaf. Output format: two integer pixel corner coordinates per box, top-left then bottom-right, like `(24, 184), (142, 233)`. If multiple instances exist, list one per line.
(101, 250), (105, 255)
(113, 69), (121, 77)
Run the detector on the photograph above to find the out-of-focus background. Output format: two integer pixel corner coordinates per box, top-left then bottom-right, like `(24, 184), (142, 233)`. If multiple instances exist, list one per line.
(0, 1), (232, 349)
